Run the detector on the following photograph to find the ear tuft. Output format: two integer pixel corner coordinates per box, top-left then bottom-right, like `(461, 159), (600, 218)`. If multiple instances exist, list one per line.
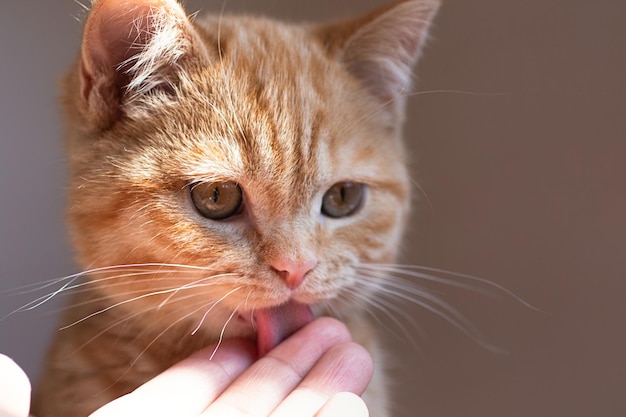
(79, 0), (207, 128)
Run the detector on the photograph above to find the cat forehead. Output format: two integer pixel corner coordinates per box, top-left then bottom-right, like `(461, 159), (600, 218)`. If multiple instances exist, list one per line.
(111, 14), (404, 202)
(190, 17), (347, 120)
(195, 15), (321, 70)
(168, 18), (387, 178)
(180, 105), (366, 201)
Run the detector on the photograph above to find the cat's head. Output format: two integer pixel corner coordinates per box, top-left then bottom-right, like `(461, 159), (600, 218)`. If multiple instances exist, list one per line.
(63, 0), (440, 348)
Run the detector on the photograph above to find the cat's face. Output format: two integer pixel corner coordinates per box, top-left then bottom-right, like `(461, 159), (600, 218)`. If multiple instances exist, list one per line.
(62, 0), (439, 344)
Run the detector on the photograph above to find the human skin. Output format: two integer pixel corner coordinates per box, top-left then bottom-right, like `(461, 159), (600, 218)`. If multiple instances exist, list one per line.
(0, 318), (372, 417)
(0, 354), (31, 417)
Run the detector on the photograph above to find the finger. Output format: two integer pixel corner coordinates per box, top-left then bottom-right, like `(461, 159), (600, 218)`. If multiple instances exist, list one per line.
(90, 339), (257, 417)
(315, 392), (369, 417)
(0, 354), (31, 417)
(201, 317), (352, 417)
(269, 342), (373, 417)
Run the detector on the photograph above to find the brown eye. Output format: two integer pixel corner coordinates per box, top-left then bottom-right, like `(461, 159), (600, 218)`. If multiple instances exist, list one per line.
(190, 181), (243, 220)
(321, 182), (365, 218)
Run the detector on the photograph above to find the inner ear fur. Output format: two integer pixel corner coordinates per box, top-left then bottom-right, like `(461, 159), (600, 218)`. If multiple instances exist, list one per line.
(78, 0), (209, 128)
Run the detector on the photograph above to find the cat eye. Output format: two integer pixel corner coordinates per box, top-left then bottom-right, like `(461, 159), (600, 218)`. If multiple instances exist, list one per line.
(321, 182), (365, 218)
(189, 181), (244, 220)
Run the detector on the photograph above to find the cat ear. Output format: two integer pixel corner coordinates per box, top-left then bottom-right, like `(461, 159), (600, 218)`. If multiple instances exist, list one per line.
(319, 0), (441, 118)
(79, 0), (208, 128)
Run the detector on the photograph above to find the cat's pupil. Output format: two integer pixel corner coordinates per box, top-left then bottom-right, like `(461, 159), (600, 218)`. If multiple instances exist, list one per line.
(321, 182), (365, 218)
(190, 181), (243, 220)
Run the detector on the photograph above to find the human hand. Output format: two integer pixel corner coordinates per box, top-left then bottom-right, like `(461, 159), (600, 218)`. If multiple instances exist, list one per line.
(0, 318), (371, 417)
(91, 317), (372, 417)
(0, 354), (31, 417)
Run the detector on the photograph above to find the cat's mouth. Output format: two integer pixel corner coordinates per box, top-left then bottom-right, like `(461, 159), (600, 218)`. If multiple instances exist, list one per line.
(239, 300), (315, 357)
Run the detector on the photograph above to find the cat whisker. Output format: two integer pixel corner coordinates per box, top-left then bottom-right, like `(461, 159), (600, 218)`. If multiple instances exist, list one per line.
(72, 0), (89, 12)
(64, 274), (226, 305)
(320, 300), (344, 322)
(95, 299), (220, 396)
(60, 280), (233, 330)
(2, 274), (80, 295)
(408, 175), (434, 212)
(53, 286), (173, 313)
(334, 71), (419, 141)
(358, 270), (477, 326)
(242, 290), (256, 330)
(57, 289), (175, 330)
(158, 273), (239, 308)
(51, 270), (200, 295)
(50, 277), (228, 315)
(15, 263), (215, 294)
(349, 278), (431, 344)
(187, 10), (201, 23)
(3, 278), (81, 318)
(407, 89), (506, 98)
(358, 263), (539, 311)
(358, 264), (486, 297)
(4, 262), (215, 302)
(191, 286), (243, 335)
(135, 295), (217, 345)
(356, 269), (505, 354)
(243, 290), (253, 312)
(209, 303), (242, 361)
(67, 291), (217, 357)
(91, 294), (233, 392)
(68, 301), (165, 355)
(338, 286), (422, 346)
(336, 82), (502, 149)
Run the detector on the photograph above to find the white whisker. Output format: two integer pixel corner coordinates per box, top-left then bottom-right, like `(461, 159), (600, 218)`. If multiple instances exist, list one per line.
(359, 263), (538, 310)
(3, 263), (219, 319)
(358, 270), (486, 339)
(103, 300), (220, 390)
(339, 286), (422, 346)
(159, 273), (238, 308)
(352, 266), (510, 353)
(191, 286), (242, 335)
(51, 278), (226, 314)
(408, 89), (506, 98)
(209, 304), (241, 361)
(7, 263), (214, 294)
(60, 280), (227, 330)
(69, 303), (159, 354)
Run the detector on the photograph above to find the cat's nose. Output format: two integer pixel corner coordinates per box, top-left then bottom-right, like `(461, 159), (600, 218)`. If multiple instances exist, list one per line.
(271, 258), (317, 290)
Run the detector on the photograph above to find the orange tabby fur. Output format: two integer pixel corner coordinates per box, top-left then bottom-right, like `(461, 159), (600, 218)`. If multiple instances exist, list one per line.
(33, 1), (440, 416)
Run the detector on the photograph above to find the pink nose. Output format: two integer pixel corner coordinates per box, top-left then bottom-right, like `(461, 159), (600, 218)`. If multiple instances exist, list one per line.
(271, 258), (317, 290)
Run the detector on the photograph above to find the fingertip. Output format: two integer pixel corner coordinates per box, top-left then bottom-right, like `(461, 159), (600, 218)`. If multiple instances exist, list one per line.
(308, 317), (353, 343)
(344, 342), (374, 393)
(316, 392), (369, 417)
(324, 342), (374, 395)
(0, 354), (31, 417)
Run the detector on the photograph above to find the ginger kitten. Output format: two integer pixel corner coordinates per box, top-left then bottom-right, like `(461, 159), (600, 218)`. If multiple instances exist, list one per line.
(33, 0), (441, 415)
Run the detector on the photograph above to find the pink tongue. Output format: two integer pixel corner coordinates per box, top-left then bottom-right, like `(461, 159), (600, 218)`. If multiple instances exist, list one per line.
(255, 301), (314, 357)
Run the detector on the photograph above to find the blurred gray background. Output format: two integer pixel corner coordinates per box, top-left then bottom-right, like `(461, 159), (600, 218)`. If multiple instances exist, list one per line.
(1, 1), (625, 416)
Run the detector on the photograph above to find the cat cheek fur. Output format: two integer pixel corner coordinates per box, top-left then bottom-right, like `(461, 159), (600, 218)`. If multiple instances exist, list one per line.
(33, 1), (441, 416)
